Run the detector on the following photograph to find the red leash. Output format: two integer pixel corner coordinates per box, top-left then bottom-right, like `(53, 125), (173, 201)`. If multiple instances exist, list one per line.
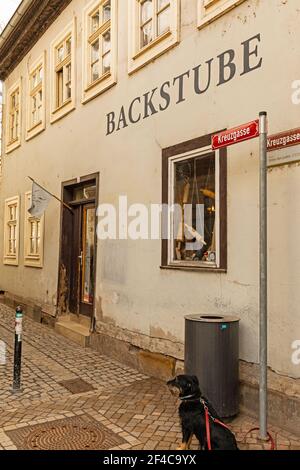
(203, 400), (231, 451)
(205, 406), (212, 450)
(203, 400), (276, 450)
(243, 427), (276, 451)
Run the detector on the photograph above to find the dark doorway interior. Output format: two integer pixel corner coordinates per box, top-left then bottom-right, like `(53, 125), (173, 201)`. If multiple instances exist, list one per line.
(58, 173), (99, 318)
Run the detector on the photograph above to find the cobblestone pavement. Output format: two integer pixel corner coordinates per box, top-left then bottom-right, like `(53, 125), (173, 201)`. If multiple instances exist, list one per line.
(0, 303), (299, 451)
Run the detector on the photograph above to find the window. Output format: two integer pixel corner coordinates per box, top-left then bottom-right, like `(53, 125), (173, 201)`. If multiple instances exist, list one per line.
(128, 0), (180, 74)
(3, 196), (20, 266)
(82, 0), (117, 103)
(50, 20), (76, 123)
(26, 53), (46, 140)
(140, 0), (171, 48)
(198, 0), (246, 29)
(5, 80), (21, 153)
(24, 192), (44, 268)
(161, 134), (227, 271)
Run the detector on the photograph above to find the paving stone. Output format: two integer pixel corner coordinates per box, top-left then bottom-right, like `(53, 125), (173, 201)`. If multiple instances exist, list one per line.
(0, 303), (299, 450)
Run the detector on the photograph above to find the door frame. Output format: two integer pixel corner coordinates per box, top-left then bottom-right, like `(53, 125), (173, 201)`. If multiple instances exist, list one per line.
(57, 172), (99, 323)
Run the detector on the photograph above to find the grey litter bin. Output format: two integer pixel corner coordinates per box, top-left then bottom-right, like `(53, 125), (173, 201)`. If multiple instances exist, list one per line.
(185, 314), (240, 418)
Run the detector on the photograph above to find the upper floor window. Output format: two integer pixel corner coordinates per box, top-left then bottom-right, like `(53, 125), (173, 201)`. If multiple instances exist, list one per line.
(9, 90), (20, 143)
(3, 195), (20, 266)
(140, 0), (171, 48)
(56, 35), (72, 107)
(82, 0), (117, 103)
(6, 79), (21, 153)
(198, 0), (246, 29)
(26, 53), (46, 140)
(50, 20), (76, 123)
(128, 0), (180, 74)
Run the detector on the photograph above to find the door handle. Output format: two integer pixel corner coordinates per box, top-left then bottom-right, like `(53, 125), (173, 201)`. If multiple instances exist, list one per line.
(78, 251), (83, 266)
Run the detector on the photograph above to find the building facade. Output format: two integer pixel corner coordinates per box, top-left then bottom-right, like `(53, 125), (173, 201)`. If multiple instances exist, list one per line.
(0, 0), (299, 433)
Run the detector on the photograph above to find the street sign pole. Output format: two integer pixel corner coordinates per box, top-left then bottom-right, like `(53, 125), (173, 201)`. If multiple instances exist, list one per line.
(212, 114), (269, 440)
(259, 111), (268, 440)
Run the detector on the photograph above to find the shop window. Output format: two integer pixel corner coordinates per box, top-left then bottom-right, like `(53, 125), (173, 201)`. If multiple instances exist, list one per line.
(24, 192), (44, 268)
(198, 0), (246, 29)
(6, 80), (21, 154)
(82, 0), (117, 103)
(128, 0), (180, 74)
(162, 134), (227, 270)
(3, 196), (20, 266)
(26, 53), (46, 140)
(50, 20), (76, 123)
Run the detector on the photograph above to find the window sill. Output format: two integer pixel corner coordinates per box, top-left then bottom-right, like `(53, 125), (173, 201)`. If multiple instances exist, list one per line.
(132, 30), (172, 60)
(82, 72), (116, 104)
(28, 121), (42, 132)
(6, 139), (21, 154)
(160, 265), (227, 273)
(198, 0), (246, 30)
(52, 98), (72, 114)
(50, 99), (75, 124)
(84, 71), (112, 93)
(26, 121), (45, 141)
(24, 261), (43, 268)
(128, 30), (179, 75)
(3, 257), (18, 266)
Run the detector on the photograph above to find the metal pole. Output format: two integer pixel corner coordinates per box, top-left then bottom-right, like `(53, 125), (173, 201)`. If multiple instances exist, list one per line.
(259, 111), (268, 440)
(13, 306), (23, 393)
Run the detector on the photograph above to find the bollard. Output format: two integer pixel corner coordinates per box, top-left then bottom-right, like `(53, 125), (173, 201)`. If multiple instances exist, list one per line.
(13, 306), (23, 393)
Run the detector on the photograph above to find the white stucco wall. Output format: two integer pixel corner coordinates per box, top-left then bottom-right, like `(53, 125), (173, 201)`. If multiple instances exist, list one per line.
(0, 0), (299, 378)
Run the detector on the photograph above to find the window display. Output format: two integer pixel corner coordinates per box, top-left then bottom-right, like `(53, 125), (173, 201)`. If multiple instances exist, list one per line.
(173, 153), (216, 264)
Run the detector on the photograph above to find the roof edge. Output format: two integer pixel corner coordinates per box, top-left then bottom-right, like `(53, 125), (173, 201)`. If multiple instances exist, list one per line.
(0, 0), (72, 81)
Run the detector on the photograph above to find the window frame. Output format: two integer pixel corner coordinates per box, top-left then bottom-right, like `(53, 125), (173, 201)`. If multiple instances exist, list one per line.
(26, 53), (46, 141)
(24, 191), (45, 268)
(161, 132), (227, 272)
(82, 0), (118, 104)
(128, 0), (180, 75)
(50, 19), (76, 123)
(3, 195), (20, 266)
(197, 0), (247, 29)
(5, 79), (22, 154)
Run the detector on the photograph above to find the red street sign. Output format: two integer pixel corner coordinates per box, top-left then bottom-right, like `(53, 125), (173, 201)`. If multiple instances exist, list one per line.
(212, 120), (260, 150)
(267, 127), (300, 152)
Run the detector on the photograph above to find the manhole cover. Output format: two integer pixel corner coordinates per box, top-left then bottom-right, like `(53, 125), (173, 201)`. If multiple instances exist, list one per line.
(6, 415), (126, 450)
(59, 378), (95, 394)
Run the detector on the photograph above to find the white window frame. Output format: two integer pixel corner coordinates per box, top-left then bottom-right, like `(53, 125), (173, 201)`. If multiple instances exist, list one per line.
(5, 79), (22, 154)
(168, 146), (220, 269)
(50, 19), (76, 123)
(26, 52), (46, 141)
(3, 195), (20, 266)
(24, 191), (44, 268)
(198, 0), (247, 29)
(128, 0), (180, 75)
(82, 0), (118, 104)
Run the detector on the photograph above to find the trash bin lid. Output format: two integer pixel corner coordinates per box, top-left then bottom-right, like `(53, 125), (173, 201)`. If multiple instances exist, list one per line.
(185, 314), (240, 323)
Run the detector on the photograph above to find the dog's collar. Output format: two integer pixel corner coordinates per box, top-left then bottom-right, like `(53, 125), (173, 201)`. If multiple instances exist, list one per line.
(180, 394), (200, 401)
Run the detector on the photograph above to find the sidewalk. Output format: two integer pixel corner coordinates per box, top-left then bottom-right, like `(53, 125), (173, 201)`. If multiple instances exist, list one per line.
(0, 303), (299, 450)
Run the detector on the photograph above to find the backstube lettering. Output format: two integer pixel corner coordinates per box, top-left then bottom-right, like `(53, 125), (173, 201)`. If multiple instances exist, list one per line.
(106, 34), (263, 135)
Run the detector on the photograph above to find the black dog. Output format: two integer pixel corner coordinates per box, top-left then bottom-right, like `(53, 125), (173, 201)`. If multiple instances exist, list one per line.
(167, 375), (238, 450)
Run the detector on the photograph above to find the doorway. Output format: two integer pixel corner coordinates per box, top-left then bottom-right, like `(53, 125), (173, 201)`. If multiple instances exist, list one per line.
(58, 174), (99, 319)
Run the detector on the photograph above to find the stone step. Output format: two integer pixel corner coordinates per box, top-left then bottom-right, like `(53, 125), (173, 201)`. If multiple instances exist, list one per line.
(69, 313), (91, 329)
(55, 319), (91, 348)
